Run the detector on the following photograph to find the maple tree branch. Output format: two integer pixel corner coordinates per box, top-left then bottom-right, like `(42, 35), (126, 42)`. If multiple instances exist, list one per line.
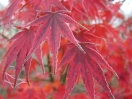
(122, 0), (126, 3)
(60, 66), (68, 85)
(0, 33), (9, 40)
(47, 54), (54, 83)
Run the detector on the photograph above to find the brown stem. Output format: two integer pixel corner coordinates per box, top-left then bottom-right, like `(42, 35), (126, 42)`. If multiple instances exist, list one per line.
(0, 33), (9, 40)
(47, 54), (54, 82)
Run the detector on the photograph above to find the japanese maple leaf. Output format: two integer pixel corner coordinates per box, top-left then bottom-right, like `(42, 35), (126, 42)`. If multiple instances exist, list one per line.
(26, 0), (66, 11)
(19, 0), (66, 23)
(25, 0), (43, 12)
(0, 0), (22, 25)
(88, 23), (121, 43)
(73, 28), (103, 42)
(43, 0), (66, 11)
(26, 0), (43, 6)
(58, 43), (117, 99)
(68, 0), (111, 19)
(2, 27), (44, 87)
(16, 8), (36, 23)
(25, 10), (87, 73)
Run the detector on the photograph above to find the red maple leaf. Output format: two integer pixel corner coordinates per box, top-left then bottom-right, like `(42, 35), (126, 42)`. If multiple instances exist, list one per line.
(67, 0), (111, 19)
(2, 27), (44, 87)
(58, 43), (117, 99)
(42, 0), (66, 11)
(25, 10), (87, 73)
(0, 0), (22, 25)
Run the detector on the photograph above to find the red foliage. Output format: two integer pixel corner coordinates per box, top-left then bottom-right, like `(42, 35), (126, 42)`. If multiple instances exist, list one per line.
(0, 0), (132, 99)
(58, 43), (116, 99)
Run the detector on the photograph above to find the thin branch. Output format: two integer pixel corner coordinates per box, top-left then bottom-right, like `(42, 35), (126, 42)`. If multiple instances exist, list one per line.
(0, 33), (9, 40)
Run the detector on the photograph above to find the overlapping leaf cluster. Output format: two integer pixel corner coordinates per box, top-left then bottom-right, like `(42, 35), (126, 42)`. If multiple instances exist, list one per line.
(0, 0), (125, 99)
